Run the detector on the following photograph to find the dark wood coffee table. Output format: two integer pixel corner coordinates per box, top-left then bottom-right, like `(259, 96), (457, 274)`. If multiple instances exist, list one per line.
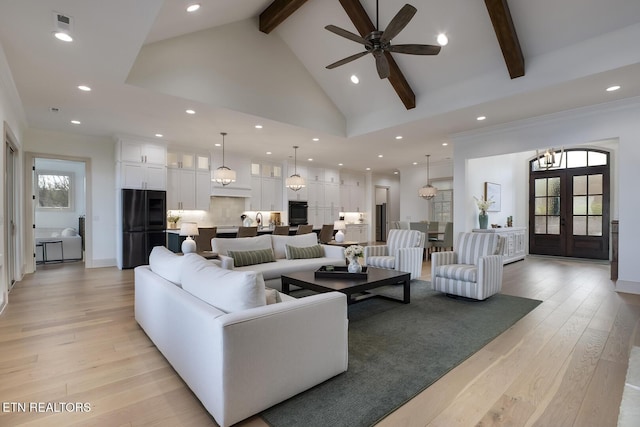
(281, 267), (411, 305)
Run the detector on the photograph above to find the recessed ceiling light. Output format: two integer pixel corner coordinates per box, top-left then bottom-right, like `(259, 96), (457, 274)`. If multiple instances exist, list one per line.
(53, 31), (73, 42)
(185, 109), (195, 114)
(186, 3), (200, 13)
(365, 167), (371, 171)
(214, 143), (221, 147)
(437, 33), (448, 46)
(70, 120), (81, 125)
(255, 124), (263, 129)
(395, 135), (403, 140)
(307, 158), (313, 162)
(477, 116), (486, 121)
(350, 75), (359, 84)
(77, 85), (91, 91)
(155, 133), (163, 138)
(266, 151), (272, 155)
(442, 142), (448, 146)
(378, 154), (383, 158)
(606, 85), (621, 92)
(412, 162), (418, 165)
(393, 171), (399, 175)
(312, 138), (319, 142)
(338, 163), (343, 166)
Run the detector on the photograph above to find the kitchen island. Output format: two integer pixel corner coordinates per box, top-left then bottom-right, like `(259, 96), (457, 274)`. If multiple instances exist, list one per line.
(166, 226), (322, 253)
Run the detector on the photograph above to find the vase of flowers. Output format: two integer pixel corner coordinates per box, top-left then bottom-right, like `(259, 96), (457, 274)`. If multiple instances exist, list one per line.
(344, 244), (364, 273)
(474, 196), (494, 229)
(167, 214), (181, 229)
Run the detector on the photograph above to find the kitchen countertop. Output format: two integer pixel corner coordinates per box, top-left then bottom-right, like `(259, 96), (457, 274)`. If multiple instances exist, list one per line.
(166, 226), (322, 235)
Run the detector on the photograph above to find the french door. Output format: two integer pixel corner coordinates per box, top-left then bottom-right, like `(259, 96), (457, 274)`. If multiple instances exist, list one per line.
(529, 149), (610, 260)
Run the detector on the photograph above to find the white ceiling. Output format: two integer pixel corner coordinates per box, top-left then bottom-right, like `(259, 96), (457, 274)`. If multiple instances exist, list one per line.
(0, 0), (639, 174)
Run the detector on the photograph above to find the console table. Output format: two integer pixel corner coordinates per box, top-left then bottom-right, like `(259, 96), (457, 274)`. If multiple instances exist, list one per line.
(472, 227), (526, 264)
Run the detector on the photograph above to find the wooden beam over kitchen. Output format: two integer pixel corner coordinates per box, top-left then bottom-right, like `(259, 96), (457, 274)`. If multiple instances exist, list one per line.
(259, 0), (309, 34)
(484, 0), (525, 79)
(338, 0), (416, 110)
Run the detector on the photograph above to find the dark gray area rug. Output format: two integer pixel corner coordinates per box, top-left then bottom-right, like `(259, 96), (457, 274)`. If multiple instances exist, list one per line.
(261, 280), (541, 427)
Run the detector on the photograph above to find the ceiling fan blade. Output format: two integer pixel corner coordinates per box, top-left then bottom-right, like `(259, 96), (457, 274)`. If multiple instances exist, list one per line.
(380, 4), (417, 44)
(374, 52), (390, 79)
(325, 25), (371, 47)
(388, 44), (441, 55)
(326, 51), (370, 69)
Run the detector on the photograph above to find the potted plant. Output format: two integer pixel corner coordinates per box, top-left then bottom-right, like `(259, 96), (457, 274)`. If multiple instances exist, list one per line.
(167, 214), (181, 229)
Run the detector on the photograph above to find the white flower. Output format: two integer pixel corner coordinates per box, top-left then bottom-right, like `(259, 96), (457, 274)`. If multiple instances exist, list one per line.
(473, 196), (494, 213)
(344, 244), (364, 260)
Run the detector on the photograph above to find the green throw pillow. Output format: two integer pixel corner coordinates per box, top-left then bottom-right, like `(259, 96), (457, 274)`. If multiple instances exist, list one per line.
(285, 244), (324, 260)
(227, 248), (275, 267)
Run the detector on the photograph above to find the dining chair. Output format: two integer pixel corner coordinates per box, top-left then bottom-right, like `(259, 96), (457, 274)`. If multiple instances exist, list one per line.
(430, 222), (453, 253)
(195, 227), (217, 251)
(296, 224), (314, 235)
(317, 224), (334, 244)
(236, 226), (258, 238)
(272, 225), (290, 235)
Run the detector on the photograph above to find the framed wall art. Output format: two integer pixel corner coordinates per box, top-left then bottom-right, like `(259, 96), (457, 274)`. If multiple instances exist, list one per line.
(484, 182), (501, 212)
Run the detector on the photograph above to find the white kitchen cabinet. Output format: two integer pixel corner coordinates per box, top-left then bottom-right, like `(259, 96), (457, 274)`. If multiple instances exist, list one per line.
(345, 224), (368, 243)
(118, 139), (166, 165)
(195, 171), (211, 210)
(167, 150), (195, 170)
(120, 162), (166, 190)
(339, 171), (366, 212)
(324, 169), (340, 184)
(249, 174), (283, 211)
(307, 180), (325, 208)
(324, 182), (340, 207)
(167, 168), (196, 210)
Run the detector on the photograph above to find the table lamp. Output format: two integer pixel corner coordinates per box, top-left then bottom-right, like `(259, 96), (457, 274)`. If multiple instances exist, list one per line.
(180, 222), (199, 253)
(334, 220), (346, 243)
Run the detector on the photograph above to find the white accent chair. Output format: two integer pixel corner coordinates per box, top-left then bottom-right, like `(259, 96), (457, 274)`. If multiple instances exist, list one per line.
(431, 232), (504, 300)
(364, 229), (424, 279)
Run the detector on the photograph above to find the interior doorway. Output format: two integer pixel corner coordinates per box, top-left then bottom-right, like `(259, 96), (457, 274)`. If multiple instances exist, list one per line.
(375, 186), (389, 242)
(25, 153), (91, 271)
(529, 148), (610, 260)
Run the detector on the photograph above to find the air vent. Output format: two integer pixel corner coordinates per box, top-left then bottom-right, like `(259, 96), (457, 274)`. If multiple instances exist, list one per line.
(53, 11), (73, 33)
(50, 107), (60, 113)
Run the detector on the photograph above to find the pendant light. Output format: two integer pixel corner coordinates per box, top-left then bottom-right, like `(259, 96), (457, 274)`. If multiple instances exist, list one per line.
(285, 145), (305, 191)
(213, 132), (236, 186)
(418, 154), (437, 200)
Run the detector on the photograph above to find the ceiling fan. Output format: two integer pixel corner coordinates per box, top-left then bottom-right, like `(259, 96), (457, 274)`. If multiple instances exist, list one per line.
(325, 2), (441, 79)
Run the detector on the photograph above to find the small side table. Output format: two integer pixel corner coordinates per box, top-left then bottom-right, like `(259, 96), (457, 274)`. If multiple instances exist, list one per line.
(42, 240), (64, 264)
(35, 243), (44, 265)
(326, 240), (360, 248)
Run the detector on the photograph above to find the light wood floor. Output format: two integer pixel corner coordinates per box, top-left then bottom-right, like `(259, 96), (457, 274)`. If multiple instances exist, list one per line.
(1, 257), (639, 426)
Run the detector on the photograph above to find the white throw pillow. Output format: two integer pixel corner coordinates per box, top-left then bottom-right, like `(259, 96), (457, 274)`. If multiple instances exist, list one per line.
(271, 233), (318, 259)
(212, 234), (272, 256)
(149, 246), (184, 285)
(180, 253), (266, 313)
(61, 227), (77, 237)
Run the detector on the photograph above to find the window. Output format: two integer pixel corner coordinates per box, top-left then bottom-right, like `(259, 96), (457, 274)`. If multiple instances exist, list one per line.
(37, 171), (74, 210)
(430, 179), (453, 228)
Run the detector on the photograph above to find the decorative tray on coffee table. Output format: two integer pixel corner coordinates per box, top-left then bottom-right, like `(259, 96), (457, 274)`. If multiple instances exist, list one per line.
(315, 265), (368, 279)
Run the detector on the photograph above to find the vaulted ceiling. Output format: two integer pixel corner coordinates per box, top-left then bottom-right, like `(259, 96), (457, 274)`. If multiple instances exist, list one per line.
(0, 0), (639, 174)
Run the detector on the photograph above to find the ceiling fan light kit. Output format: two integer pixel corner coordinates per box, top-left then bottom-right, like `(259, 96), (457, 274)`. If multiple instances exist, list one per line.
(325, 2), (441, 79)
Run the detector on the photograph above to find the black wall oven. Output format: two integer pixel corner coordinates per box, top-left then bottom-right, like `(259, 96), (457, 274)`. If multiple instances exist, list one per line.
(288, 201), (308, 225)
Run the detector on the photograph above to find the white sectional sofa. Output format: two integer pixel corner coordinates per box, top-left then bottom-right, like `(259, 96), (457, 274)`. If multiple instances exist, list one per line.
(212, 233), (347, 290)
(135, 247), (348, 427)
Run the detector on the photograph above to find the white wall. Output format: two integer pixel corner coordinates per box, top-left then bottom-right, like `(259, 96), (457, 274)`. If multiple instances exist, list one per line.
(0, 40), (26, 311)
(452, 97), (640, 293)
(399, 160), (453, 222)
(25, 130), (116, 268)
(34, 159), (86, 230)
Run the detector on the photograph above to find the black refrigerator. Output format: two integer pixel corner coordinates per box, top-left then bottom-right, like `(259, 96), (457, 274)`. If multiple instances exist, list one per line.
(121, 189), (166, 269)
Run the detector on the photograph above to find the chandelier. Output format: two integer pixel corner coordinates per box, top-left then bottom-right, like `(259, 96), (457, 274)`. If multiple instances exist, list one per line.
(213, 132), (236, 186)
(285, 145), (305, 191)
(418, 154), (437, 200)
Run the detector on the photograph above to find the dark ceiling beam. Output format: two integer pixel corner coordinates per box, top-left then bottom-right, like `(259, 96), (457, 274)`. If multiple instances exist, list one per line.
(484, 0), (525, 79)
(259, 0), (309, 34)
(338, 0), (416, 110)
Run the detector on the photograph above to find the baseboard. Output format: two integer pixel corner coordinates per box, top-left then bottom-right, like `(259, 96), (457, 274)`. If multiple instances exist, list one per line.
(87, 258), (117, 268)
(615, 280), (640, 295)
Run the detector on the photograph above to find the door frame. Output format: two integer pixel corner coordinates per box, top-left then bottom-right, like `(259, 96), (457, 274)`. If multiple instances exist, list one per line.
(528, 148), (610, 260)
(3, 122), (20, 308)
(24, 152), (92, 272)
(374, 185), (390, 242)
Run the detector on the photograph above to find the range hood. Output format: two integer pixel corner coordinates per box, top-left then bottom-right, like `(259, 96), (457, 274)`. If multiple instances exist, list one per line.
(210, 185), (250, 198)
